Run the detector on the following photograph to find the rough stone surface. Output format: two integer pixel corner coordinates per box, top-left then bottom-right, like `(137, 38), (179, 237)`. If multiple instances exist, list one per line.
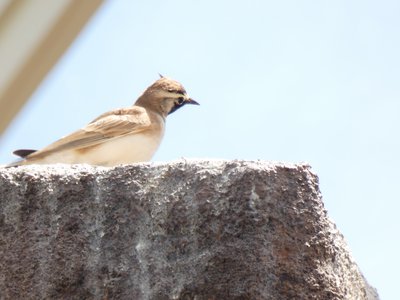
(0, 160), (378, 300)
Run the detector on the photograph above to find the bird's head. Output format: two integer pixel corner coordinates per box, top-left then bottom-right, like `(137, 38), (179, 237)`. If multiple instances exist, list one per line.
(135, 76), (199, 117)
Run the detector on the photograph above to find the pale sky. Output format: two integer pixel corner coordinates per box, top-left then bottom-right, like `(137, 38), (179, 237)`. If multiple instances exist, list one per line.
(1, 1), (399, 298)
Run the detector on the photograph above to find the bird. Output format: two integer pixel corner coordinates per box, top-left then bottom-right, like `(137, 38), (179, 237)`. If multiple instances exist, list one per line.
(7, 76), (199, 167)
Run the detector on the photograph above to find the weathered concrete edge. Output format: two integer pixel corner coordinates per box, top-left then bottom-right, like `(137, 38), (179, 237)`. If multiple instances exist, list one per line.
(0, 159), (379, 299)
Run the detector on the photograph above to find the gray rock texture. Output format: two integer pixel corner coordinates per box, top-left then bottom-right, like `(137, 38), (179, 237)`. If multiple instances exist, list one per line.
(0, 160), (378, 300)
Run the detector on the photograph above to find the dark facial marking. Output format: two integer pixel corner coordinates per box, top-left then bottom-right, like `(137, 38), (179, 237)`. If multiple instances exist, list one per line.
(167, 88), (185, 95)
(169, 100), (186, 115)
(177, 97), (185, 105)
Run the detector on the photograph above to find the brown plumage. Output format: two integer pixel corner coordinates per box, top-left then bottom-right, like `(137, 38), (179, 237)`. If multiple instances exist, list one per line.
(8, 77), (198, 167)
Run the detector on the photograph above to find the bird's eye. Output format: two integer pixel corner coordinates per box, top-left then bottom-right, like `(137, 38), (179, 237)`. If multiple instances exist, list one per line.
(177, 97), (185, 105)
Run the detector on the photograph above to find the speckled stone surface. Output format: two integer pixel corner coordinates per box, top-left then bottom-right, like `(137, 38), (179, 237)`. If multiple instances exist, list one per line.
(0, 160), (378, 299)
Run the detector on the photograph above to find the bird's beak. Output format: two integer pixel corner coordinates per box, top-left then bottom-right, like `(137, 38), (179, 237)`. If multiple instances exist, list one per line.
(186, 98), (199, 105)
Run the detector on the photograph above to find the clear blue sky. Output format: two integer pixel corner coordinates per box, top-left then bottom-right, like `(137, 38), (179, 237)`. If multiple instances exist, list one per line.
(1, 1), (399, 298)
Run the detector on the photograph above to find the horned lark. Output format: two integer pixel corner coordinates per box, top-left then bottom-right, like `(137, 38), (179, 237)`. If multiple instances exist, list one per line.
(8, 76), (199, 167)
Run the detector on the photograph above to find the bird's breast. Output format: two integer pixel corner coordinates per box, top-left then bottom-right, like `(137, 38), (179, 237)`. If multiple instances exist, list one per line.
(88, 132), (163, 166)
(80, 112), (166, 166)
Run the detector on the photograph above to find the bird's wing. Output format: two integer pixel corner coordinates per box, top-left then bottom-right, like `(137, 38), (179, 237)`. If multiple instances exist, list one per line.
(23, 106), (152, 160)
